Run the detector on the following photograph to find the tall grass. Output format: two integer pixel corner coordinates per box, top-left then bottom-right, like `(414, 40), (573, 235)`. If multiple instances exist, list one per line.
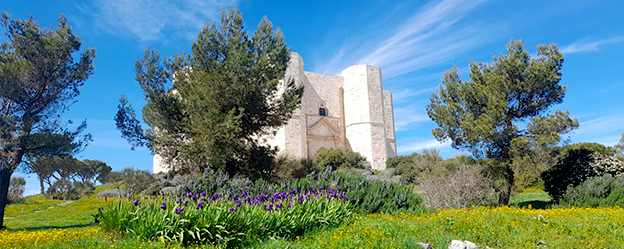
(98, 187), (352, 247)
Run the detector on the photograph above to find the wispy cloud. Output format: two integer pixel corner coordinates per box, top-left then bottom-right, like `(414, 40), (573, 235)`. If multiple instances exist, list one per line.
(561, 36), (624, 54)
(315, 0), (495, 78)
(393, 104), (430, 131)
(391, 88), (433, 102)
(88, 0), (236, 42)
(397, 138), (451, 154)
(571, 113), (624, 146)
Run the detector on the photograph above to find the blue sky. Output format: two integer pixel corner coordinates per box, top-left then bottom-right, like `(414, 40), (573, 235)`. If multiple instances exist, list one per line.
(4, 0), (623, 195)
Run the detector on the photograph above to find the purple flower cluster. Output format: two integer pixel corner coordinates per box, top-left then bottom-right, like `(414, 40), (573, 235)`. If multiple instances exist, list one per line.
(144, 186), (348, 215)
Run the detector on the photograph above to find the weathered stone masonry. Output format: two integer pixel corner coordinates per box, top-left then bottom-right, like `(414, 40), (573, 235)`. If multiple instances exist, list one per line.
(266, 52), (397, 171)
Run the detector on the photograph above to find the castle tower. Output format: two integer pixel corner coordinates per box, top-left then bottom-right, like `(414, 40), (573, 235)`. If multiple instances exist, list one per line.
(341, 65), (390, 170)
(270, 53), (308, 159)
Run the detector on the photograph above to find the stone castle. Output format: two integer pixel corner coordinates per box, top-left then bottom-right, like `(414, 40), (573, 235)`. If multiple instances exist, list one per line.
(154, 52), (396, 173)
(265, 53), (396, 171)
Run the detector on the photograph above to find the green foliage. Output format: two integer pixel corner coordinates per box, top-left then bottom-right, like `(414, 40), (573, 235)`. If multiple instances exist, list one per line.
(426, 39), (577, 204)
(0, 10), (95, 227)
(98, 189), (352, 247)
(116, 8), (303, 178)
(559, 175), (624, 208)
(121, 167), (153, 197)
(47, 179), (94, 200)
(180, 170), (423, 215)
(272, 156), (318, 181)
(386, 149), (470, 185)
(542, 143), (624, 202)
(615, 133), (624, 161)
(313, 148), (368, 171)
(8, 177), (25, 204)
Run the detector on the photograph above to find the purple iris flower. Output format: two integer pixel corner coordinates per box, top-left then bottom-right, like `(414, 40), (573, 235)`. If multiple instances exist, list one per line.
(176, 198), (182, 204)
(312, 187), (317, 192)
(336, 186), (340, 191)
(276, 203), (283, 210)
(344, 196), (349, 201)
(267, 204), (273, 211)
(196, 202), (204, 210)
(201, 191), (206, 197)
(320, 186), (324, 190)
(290, 189), (298, 195)
(229, 208), (235, 213)
(288, 203), (293, 208)
(233, 194), (239, 201)
(175, 208), (184, 214)
(236, 201), (242, 207)
(133, 199), (140, 206)
(298, 196), (304, 204)
(160, 203), (167, 210)
(242, 190), (247, 197)
(184, 200), (188, 207)
(192, 194), (198, 202)
(211, 193), (219, 201)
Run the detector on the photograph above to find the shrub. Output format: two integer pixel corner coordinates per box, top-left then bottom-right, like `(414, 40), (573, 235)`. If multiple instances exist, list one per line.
(8, 177), (26, 204)
(390, 149), (445, 185)
(98, 187), (352, 247)
(542, 146), (624, 202)
(272, 156), (318, 181)
(97, 188), (127, 198)
(143, 173), (188, 195)
(122, 167), (153, 197)
(313, 148), (367, 171)
(418, 165), (496, 209)
(179, 169), (424, 215)
(47, 179), (94, 200)
(559, 175), (624, 207)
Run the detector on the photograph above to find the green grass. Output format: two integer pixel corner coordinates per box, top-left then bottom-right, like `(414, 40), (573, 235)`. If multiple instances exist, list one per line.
(3, 185), (623, 248)
(509, 190), (552, 209)
(3, 184), (115, 231)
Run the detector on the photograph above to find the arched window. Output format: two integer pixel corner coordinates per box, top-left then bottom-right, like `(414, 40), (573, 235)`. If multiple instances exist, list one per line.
(319, 103), (327, 116)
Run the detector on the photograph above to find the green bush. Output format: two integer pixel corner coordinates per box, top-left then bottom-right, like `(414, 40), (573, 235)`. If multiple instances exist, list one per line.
(388, 149), (446, 185)
(559, 174), (624, 207)
(8, 177), (26, 204)
(542, 144), (624, 202)
(313, 148), (367, 171)
(272, 156), (318, 181)
(180, 169), (424, 215)
(47, 179), (94, 200)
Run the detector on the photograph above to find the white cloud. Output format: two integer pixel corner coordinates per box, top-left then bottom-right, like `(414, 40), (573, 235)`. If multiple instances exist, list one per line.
(90, 0), (237, 42)
(577, 114), (624, 136)
(314, 0), (495, 79)
(561, 36), (624, 54)
(397, 138), (452, 154)
(569, 113), (624, 146)
(393, 104), (430, 131)
(391, 88), (434, 102)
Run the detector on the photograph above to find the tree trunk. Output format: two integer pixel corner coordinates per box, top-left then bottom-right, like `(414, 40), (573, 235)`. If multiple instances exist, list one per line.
(39, 176), (45, 195)
(0, 168), (14, 229)
(498, 163), (514, 206)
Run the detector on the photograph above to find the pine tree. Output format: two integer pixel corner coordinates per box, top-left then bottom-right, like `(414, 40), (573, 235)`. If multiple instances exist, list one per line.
(116, 8), (303, 178)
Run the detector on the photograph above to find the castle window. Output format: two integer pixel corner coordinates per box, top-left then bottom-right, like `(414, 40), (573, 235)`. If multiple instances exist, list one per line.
(319, 103), (327, 116)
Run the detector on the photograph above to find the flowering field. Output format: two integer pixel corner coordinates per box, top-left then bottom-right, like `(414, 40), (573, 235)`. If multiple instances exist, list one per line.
(267, 205), (624, 249)
(2, 204), (624, 248)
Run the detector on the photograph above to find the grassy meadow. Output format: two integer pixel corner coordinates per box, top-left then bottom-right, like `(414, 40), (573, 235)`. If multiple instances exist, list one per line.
(1, 185), (624, 248)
